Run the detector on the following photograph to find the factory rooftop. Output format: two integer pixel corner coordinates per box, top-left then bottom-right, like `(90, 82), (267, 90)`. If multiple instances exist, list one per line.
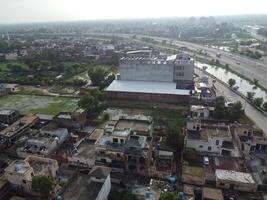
(105, 80), (190, 95)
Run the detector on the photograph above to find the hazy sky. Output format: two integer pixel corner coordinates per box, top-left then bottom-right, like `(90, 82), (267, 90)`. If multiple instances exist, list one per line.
(1, 0), (267, 24)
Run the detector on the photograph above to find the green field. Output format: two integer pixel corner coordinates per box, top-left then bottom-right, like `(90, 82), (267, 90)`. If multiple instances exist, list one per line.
(0, 62), (28, 71)
(0, 94), (78, 115)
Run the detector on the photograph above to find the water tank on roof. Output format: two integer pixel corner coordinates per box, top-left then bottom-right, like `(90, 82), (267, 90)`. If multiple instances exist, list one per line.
(199, 75), (209, 84)
(15, 164), (22, 172)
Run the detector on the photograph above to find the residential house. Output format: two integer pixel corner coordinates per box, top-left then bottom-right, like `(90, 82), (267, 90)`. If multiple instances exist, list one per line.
(4, 155), (58, 192)
(215, 169), (257, 192)
(185, 118), (239, 157)
(62, 166), (111, 200)
(0, 109), (20, 124)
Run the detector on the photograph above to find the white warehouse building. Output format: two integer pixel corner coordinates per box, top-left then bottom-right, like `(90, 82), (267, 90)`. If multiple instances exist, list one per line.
(119, 53), (194, 89)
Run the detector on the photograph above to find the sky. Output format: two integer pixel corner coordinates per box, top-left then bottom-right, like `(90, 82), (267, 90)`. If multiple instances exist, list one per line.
(0, 0), (267, 24)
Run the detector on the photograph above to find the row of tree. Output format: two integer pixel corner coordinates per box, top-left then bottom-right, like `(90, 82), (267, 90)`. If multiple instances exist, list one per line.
(214, 96), (243, 122)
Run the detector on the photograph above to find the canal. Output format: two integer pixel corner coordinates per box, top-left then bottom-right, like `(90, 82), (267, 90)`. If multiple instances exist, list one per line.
(195, 62), (267, 103)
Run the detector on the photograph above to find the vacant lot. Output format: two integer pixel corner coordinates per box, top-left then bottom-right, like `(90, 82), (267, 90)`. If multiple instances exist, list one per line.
(0, 94), (78, 115)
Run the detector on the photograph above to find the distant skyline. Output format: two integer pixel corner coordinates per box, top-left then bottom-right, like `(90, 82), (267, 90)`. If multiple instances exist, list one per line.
(0, 0), (267, 24)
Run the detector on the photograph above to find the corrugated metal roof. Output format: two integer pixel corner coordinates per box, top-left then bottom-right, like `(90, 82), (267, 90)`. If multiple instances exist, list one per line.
(105, 80), (190, 95)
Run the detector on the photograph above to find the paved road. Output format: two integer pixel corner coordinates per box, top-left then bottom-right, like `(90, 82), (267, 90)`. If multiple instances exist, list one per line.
(105, 32), (267, 89)
(195, 68), (267, 133)
(140, 35), (267, 89)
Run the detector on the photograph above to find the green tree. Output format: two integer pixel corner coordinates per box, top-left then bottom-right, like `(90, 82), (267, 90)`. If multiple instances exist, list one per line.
(253, 97), (264, 108)
(229, 101), (243, 122)
(214, 96), (226, 119)
(109, 188), (135, 200)
(31, 176), (53, 199)
(7, 63), (28, 72)
(263, 102), (267, 112)
(29, 62), (40, 72)
(183, 148), (196, 161)
(247, 92), (255, 101)
(159, 192), (178, 200)
(88, 68), (108, 86)
(228, 78), (236, 87)
(253, 78), (259, 87)
(78, 89), (104, 119)
(100, 74), (115, 89)
(225, 64), (229, 70)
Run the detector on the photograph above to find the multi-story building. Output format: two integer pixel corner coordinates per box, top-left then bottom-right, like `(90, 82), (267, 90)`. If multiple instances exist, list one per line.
(233, 123), (267, 154)
(62, 166), (111, 200)
(119, 53), (194, 88)
(95, 115), (153, 176)
(0, 109), (20, 124)
(185, 118), (239, 157)
(0, 114), (38, 149)
(4, 155), (58, 192)
(105, 53), (194, 103)
(17, 122), (69, 157)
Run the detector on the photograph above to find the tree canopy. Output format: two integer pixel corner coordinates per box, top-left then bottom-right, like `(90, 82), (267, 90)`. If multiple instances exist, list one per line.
(31, 176), (53, 199)
(214, 96), (243, 122)
(228, 78), (236, 87)
(78, 88), (104, 119)
(88, 68), (108, 87)
(159, 192), (178, 200)
(253, 97), (264, 108)
(109, 188), (136, 200)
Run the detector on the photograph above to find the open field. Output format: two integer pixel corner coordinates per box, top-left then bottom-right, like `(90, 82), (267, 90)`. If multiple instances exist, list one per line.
(0, 94), (78, 115)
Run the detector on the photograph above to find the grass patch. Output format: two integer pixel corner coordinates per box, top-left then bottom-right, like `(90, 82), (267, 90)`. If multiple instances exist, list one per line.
(0, 62), (28, 71)
(152, 108), (186, 130)
(0, 94), (78, 115)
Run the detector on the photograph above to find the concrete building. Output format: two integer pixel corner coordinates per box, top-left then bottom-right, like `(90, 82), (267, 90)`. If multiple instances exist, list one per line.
(190, 105), (214, 119)
(68, 138), (95, 168)
(0, 109), (20, 124)
(96, 114), (153, 175)
(150, 149), (174, 179)
(202, 187), (223, 200)
(5, 52), (18, 61)
(62, 166), (111, 200)
(185, 119), (239, 156)
(233, 123), (267, 154)
(124, 135), (152, 176)
(0, 114), (38, 149)
(215, 169), (257, 192)
(53, 109), (87, 131)
(105, 52), (194, 103)
(18, 122), (69, 157)
(106, 80), (190, 103)
(119, 53), (194, 88)
(4, 155), (58, 192)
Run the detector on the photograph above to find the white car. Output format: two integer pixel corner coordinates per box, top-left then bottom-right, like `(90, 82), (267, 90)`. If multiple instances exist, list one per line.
(203, 157), (209, 165)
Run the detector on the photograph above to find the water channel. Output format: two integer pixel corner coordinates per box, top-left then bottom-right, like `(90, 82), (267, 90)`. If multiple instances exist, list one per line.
(195, 61), (267, 103)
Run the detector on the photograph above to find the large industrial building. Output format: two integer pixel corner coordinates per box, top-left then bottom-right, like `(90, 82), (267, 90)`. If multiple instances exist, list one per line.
(105, 52), (194, 103)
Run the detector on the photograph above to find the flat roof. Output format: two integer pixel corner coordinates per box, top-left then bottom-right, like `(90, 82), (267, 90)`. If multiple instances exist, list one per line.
(187, 125), (230, 140)
(105, 80), (190, 95)
(203, 187), (223, 200)
(0, 109), (17, 115)
(215, 169), (255, 184)
(0, 114), (38, 138)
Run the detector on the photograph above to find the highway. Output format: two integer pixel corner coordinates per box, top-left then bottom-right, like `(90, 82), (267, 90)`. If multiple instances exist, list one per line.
(137, 35), (267, 89)
(107, 32), (267, 89)
(195, 67), (267, 134)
